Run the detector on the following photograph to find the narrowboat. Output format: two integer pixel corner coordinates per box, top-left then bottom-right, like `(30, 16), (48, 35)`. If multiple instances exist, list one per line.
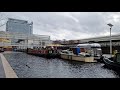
(27, 48), (60, 59)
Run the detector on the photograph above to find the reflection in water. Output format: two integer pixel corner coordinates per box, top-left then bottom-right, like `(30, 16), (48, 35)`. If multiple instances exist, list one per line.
(3, 52), (120, 78)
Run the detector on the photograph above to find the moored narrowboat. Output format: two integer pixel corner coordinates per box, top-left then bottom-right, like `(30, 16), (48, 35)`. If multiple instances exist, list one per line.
(27, 48), (60, 59)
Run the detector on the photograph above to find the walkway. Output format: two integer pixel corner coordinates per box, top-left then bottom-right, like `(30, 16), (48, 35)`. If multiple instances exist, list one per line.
(0, 52), (18, 78)
(0, 55), (5, 78)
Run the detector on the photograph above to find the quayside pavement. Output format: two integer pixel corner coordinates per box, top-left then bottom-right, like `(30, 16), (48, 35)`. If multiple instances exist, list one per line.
(0, 52), (18, 78)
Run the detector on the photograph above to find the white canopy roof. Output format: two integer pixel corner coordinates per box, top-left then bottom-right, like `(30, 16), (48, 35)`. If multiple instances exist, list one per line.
(77, 43), (101, 48)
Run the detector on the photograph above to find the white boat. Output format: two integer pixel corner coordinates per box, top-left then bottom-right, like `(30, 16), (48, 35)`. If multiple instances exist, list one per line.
(60, 50), (96, 63)
(77, 43), (102, 60)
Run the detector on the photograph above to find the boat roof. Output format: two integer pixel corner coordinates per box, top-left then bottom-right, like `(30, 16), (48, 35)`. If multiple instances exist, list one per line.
(77, 43), (101, 47)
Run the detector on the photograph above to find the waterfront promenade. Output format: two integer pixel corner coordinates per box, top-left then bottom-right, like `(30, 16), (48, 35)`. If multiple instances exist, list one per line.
(0, 54), (5, 78)
(0, 52), (18, 78)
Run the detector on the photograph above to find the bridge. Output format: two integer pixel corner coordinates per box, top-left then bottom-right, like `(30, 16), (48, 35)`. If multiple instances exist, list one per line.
(79, 34), (120, 46)
(61, 34), (120, 54)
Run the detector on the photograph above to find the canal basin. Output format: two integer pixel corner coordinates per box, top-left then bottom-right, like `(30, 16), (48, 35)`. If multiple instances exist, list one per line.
(3, 51), (120, 78)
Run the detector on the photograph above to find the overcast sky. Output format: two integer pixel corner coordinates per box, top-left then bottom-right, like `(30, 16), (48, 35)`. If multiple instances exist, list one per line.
(0, 12), (120, 40)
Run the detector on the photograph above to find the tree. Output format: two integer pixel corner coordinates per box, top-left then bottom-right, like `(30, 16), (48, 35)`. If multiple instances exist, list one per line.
(0, 12), (7, 27)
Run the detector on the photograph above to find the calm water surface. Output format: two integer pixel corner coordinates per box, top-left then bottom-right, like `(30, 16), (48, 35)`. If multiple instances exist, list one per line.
(3, 52), (120, 78)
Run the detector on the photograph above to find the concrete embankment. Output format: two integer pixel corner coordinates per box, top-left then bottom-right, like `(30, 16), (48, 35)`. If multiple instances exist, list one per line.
(0, 53), (18, 78)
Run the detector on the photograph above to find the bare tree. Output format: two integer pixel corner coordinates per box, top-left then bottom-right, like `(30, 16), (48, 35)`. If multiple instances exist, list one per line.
(0, 12), (5, 21)
(0, 12), (7, 27)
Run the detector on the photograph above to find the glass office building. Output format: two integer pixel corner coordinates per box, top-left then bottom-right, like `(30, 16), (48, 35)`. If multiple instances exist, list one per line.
(6, 18), (33, 35)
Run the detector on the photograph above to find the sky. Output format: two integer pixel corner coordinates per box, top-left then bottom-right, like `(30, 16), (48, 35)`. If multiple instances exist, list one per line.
(0, 12), (120, 40)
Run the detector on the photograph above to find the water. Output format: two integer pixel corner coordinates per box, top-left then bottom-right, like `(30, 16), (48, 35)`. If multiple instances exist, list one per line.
(3, 52), (120, 78)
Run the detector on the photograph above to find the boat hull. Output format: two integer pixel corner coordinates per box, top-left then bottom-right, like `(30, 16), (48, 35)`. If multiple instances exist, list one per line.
(103, 58), (120, 70)
(60, 54), (96, 62)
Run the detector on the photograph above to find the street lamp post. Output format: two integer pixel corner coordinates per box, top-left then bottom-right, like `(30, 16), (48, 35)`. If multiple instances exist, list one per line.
(107, 23), (113, 57)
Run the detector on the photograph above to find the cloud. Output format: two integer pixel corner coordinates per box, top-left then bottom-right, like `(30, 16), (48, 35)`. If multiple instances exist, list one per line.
(1, 12), (120, 40)
(56, 12), (79, 23)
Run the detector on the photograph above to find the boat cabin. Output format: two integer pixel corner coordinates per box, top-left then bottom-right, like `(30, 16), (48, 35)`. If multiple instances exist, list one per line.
(61, 50), (73, 55)
(77, 43), (102, 57)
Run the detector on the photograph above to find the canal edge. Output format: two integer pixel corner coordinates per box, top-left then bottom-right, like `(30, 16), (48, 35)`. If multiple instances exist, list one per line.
(0, 53), (18, 78)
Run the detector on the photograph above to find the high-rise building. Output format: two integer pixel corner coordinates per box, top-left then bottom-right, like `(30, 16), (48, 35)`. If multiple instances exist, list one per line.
(6, 18), (33, 35)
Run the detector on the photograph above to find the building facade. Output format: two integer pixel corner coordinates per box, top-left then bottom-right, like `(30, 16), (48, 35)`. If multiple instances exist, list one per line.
(0, 31), (51, 50)
(6, 18), (33, 35)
